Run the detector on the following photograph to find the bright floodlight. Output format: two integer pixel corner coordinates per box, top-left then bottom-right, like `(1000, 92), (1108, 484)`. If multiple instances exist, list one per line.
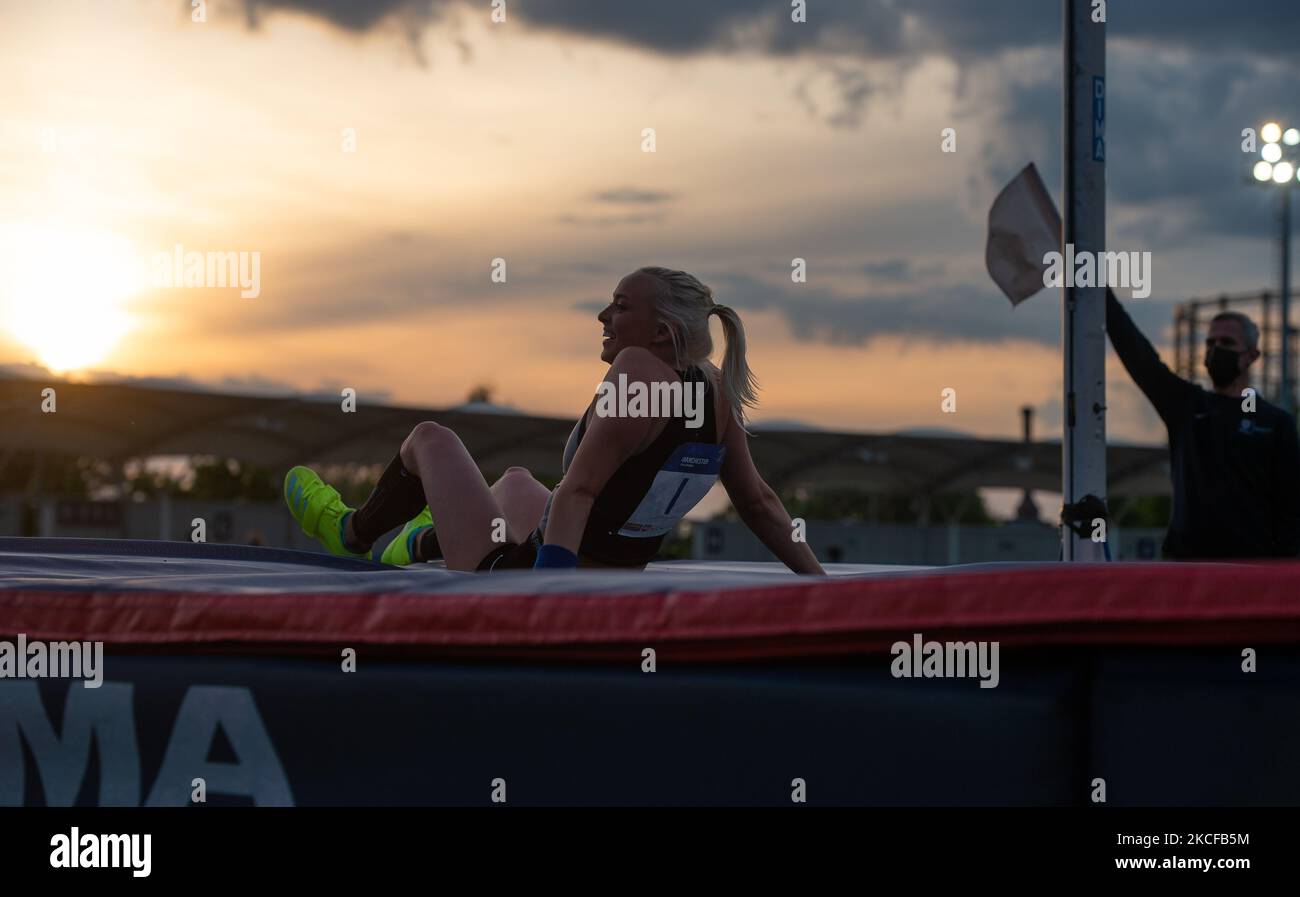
(1255, 160), (1275, 181)
(1263, 143), (1283, 163)
(1262, 122), (1283, 143)
(1286, 128), (1300, 146)
(1273, 161), (1295, 184)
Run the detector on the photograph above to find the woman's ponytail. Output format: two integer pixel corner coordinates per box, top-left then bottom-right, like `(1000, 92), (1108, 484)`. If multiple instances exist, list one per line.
(638, 266), (760, 433)
(708, 303), (759, 433)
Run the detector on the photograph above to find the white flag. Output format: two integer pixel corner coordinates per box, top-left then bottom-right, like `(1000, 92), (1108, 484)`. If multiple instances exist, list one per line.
(985, 163), (1062, 305)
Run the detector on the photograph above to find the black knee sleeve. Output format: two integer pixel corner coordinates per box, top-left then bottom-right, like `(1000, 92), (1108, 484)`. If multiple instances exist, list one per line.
(350, 454), (428, 548)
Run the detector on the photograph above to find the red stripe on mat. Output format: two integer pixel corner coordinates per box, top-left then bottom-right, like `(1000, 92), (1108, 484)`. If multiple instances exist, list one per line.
(3, 562), (1300, 661)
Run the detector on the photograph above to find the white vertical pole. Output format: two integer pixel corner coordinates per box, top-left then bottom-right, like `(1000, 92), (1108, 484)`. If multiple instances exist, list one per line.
(1062, 0), (1107, 561)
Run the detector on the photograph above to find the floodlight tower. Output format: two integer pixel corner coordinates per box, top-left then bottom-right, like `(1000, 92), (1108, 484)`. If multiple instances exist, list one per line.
(1251, 121), (1300, 412)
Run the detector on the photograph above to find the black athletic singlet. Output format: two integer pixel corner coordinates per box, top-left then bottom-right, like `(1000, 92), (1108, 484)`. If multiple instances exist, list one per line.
(535, 363), (724, 566)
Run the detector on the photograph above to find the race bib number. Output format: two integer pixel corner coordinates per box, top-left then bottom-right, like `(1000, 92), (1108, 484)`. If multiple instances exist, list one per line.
(617, 443), (726, 538)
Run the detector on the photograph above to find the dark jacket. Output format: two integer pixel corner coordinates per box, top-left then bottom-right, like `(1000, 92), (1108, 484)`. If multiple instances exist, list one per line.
(1107, 289), (1300, 558)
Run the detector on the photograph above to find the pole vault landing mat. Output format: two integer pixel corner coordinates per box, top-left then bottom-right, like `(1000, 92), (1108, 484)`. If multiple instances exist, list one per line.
(2, 538), (1299, 806)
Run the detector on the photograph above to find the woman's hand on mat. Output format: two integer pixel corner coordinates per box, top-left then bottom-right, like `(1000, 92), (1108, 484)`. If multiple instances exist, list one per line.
(717, 408), (826, 574)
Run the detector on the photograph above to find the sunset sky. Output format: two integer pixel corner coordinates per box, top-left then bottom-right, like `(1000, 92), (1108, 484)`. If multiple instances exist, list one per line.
(2, 0), (1298, 450)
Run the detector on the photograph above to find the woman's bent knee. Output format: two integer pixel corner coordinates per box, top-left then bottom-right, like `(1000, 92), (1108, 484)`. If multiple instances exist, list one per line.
(401, 421), (458, 468)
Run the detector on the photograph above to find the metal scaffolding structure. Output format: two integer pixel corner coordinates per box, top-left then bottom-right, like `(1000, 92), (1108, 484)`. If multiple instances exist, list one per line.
(1173, 289), (1300, 408)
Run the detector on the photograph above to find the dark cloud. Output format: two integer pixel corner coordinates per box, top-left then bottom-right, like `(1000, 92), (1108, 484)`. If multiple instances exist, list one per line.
(708, 273), (1053, 346)
(230, 0), (1300, 187)
(1106, 53), (1295, 246)
(899, 0), (1058, 59)
(792, 61), (888, 129)
(0, 362), (55, 382)
(1118, 0), (1300, 57)
(188, 240), (634, 338)
(515, 0), (785, 56)
(219, 0), (1296, 352)
(969, 42), (1293, 257)
(591, 188), (675, 204)
(236, 1), (1300, 64)
(237, 0), (906, 57)
(700, 271), (1178, 350)
(230, 0), (1300, 178)
(0, 362), (389, 402)
(557, 188), (676, 227)
(511, 0), (927, 61)
(862, 259), (911, 281)
(239, 0), (443, 33)
(862, 258), (946, 282)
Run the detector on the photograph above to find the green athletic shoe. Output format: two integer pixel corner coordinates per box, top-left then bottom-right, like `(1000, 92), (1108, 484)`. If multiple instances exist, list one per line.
(284, 465), (367, 559)
(380, 507), (434, 566)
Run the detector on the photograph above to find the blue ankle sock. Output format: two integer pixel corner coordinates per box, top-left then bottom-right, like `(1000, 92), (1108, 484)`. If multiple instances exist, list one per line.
(406, 525), (432, 562)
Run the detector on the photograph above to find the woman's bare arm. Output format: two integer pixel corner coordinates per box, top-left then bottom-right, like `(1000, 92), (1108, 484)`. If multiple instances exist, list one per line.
(718, 412), (825, 575)
(543, 348), (658, 554)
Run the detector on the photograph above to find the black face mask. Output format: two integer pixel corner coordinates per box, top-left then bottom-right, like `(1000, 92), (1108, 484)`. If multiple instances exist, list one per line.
(1205, 346), (1242, 388)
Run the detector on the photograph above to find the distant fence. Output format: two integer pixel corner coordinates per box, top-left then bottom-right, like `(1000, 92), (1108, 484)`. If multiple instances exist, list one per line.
(692, 519), (1167, 563)
(0, 495), (317, 552)
(2, 495), (1169, 564)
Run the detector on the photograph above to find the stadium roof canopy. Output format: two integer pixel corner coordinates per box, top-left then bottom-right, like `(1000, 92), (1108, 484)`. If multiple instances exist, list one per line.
(0, 376), (1171, 496)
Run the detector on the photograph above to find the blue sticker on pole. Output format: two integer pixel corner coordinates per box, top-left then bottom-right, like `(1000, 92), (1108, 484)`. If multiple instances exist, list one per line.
(1092, 76), (1105, 161)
